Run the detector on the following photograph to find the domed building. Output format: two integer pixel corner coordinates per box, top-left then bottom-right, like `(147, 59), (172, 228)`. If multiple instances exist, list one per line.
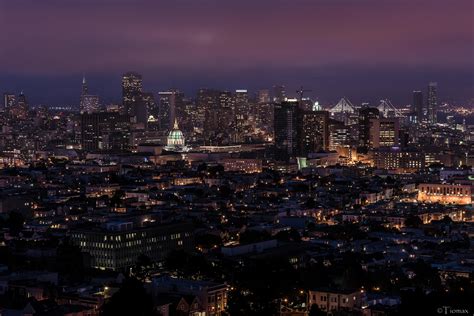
(164, 119), (189, 152)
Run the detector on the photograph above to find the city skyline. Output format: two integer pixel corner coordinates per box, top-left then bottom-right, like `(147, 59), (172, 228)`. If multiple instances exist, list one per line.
(1, 2), (473, 316)
(1, 0), (473, 105)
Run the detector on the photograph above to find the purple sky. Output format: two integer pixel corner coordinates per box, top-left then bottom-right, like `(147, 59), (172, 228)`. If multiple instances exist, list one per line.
(1, 0), (473, 106)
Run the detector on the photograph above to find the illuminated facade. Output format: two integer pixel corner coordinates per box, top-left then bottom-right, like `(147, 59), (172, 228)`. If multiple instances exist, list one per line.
(418, 183), (471, 205)
(71, 222), (194, 271)
(221, 158), (263, 173)
(372, 147), (425, 171)
(298, 110), (329, 155)
(369, 118), (399, 148)
(122, 72), (143, 116)
(427, 82), (438, 124)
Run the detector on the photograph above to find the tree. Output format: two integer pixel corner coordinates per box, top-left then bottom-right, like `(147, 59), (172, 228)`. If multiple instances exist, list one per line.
(309, 304), (325, 316)
(102, 277), (156, 316)
(405, 215), (423, 228)
(7, 211), (24, 236)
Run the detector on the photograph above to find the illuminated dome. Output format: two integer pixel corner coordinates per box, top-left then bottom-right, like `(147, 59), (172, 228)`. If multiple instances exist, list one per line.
(167, 119), (185, 147)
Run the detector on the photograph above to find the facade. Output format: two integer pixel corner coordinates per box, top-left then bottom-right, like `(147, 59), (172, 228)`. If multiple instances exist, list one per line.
(158, 90), (183, 132)
(369, 118), (399, 148)
(220, 158), (263, 173)
(3, 93), (16, 112)
(165, 119), (189, 152)
(274, 101), (299, 160)
(122, 72), (143, 116)
(152, 275), (228, 316)
(417, 183), (471, 205)
(358, 107), (380, 149)
(298, 110), (329, 155)
(372, 147), (425, 171)
(273, 85), (286, 103)
(71, 222), (194, 271)
(9, 91), (29, 119)
(413, 90), (423, 121)
(329, 120), (351, 152)
(308, 288), (364, 314)
(257, 89), (270, 104)
(427, 82), (438, 124)
(80, 76), (100, 114)
(80, 95), (100, 114)
(81, 112), (131, 151)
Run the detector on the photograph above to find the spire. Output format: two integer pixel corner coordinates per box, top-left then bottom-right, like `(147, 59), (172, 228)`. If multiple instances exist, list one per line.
(81, 74), (88, 95)
(173, 118), (179, 129)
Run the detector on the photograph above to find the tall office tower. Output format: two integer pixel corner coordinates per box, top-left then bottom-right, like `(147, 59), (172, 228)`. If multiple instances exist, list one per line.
(122, 72), (143, 115)
(9, 91), (29, 119)
(217, 91), (235, 137)
(79, 76), (100, 114)
(274, 100), (299, 160)
(297, 110), (329, 155)
(273, 85), (287, 103)
(413, 90), (423, 121)
(329, 120), (350, 151)
(81, 75), (88, 95)
(369, 118), (400, 148)
(427, 82), (438, 124)
(198, 89), (220, 138)
(142, 92), (156, 119)
(158, 90), (183, 132)
(2, 93), (16, 112)
(257, 89), (270, 104)
(234, 89), (249, 115)
(233, 90), (250, 143)
(81, 112), (131, 152)
(80, 95), (100, 114)
(358, 107), (380, 148)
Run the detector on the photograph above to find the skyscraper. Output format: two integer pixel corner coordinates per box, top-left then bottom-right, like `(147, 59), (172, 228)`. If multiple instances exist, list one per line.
(297, 110), (329, 155)
(274, 100), (299, 159)
(80, 76), (100, 114)
(9, 91), (29, 119)
(257, 89), (270, 104)
(413, 90), (423, 121)
(427, 82), (438, 124)
(158, 90), (183, 132)
(2, 93), (16, 112)
(358, 107), (380, 149)
(122, 72), (143, 116)
(273, 85), (286, 103)
(81, 112), (131, 151)
(369, 118), (400, 148)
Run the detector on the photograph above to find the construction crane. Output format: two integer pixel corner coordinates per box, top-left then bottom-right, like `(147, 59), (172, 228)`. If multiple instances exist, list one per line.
(296, 86), (312, 100)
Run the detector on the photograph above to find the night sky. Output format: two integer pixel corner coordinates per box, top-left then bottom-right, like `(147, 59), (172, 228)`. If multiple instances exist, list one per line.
(1, 0), (473, 106)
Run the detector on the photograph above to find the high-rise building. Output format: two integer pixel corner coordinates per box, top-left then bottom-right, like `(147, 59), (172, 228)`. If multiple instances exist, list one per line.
(297, 110), (329, 155)
(9, 91), (29, 119)
(2, 93), (16, 112)
(358, 107), (380, 149)
(427, 82), (438, 124)
(158, 90), (183, 132)
(80, 76), (100, 114)
(369, 118), (399, 148)
(257, 89), (270, 104)
(273, 85), (286, 103)
(233, 90), (250, 143)
(197, 89), (219, 132)
(329, 119), (351, 151)
(413, 90), (423, 120)
(81, 112), (131, 151)
(142, 92), (156, 121)
(274, 101), (299, 159)
(122, 72), (143, 116)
